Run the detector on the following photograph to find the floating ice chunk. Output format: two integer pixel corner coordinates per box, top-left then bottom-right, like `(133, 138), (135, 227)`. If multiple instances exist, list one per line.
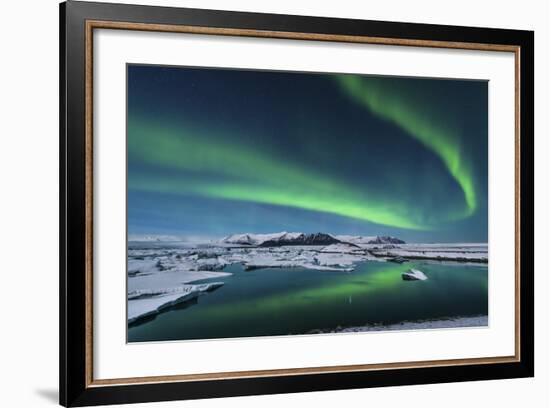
(128, 269), (231, 292)
(128, 282), (224, 300)
(127, 259), (161, 276)
(319, 243), (361, 253)
(387, 256), (407, 264)
(128, 291), (198, 324)
(402, 269), (428, 281)
(128, 282), (224, 324)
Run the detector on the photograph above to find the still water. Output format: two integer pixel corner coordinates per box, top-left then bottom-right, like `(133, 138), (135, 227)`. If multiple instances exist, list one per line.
(127, 261), (488, 342)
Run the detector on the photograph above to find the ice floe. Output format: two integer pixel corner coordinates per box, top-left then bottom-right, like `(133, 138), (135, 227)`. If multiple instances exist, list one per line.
(402, 268), (428, 281)
(128, 282), (224, 324)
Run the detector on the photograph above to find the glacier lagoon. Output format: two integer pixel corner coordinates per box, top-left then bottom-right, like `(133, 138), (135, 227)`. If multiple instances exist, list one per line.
(127, 255), (488, 343)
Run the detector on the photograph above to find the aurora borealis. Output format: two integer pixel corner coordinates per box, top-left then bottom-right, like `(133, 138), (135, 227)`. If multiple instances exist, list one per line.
(127, 65), (488, 242)
(336, 76), (477, 218)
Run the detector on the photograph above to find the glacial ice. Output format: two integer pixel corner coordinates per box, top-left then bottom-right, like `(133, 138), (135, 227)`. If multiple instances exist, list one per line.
(128, 282), (224, 324)
(127, 233), (488, 324)
(402, 269), (428, 281)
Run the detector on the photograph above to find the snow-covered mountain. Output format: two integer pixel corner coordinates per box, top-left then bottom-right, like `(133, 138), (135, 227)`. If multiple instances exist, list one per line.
(221, 232), (340, 247)
(259, 232), (340, 247)
(367, 236), (406, 244)
(221, 232), (302, 246)
(221, 232), (405, 247)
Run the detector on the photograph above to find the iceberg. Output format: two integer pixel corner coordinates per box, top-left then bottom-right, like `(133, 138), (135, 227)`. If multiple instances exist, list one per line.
(402, 269), (428, 281)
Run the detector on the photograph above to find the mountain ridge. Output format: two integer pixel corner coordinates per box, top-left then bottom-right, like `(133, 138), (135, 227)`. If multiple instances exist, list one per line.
(221, 232), (405, 247)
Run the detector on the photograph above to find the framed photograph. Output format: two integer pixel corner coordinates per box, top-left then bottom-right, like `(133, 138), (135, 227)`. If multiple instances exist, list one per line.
(60, 1), (534, 406)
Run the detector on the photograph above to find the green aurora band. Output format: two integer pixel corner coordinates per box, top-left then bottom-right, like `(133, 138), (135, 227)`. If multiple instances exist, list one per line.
(129, 74), (481, 231)
(336, 75), (477, 217)
(128, 119), (437, 230)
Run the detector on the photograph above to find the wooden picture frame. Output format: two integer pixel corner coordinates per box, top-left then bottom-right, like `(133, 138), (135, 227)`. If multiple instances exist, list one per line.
(60, 1), (534, 406)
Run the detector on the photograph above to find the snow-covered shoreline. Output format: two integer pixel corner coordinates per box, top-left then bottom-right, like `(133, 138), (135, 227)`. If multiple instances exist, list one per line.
(318, 315), (488, 334)
(368, 242), (488, 263)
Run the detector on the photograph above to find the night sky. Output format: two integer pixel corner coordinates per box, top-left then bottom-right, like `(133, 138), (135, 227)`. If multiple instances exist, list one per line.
(127, 64), (488, 243)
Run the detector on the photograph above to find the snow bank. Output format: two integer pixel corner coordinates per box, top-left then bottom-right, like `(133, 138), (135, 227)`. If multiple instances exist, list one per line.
(336, 235), (405, 245)
(371, 244), (488, 263)
(332, 316), (488, 333)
